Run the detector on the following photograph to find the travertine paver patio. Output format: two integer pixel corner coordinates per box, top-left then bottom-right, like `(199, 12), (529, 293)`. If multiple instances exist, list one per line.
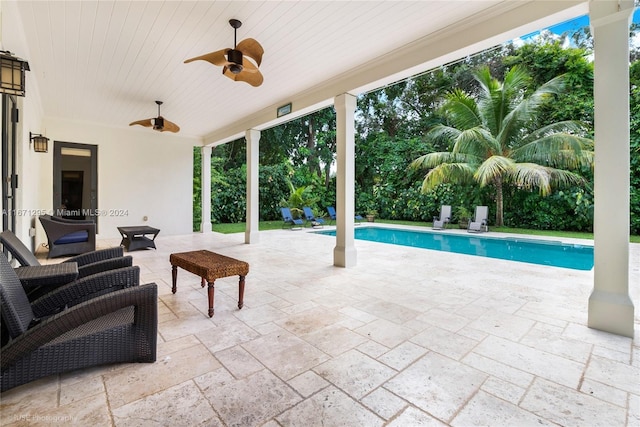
(1, 225), (639, 426)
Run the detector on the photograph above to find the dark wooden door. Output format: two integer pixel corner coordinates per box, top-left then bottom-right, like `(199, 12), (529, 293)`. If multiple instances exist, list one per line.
(53, 141), (98, 231)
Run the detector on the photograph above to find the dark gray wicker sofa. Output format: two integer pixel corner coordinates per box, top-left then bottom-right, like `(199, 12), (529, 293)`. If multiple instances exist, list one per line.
(0, 253), (157, 392)
(39, 215), (97, 258)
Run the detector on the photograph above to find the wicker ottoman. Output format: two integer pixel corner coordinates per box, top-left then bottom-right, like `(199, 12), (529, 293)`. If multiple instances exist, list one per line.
(169, 250), (248, 317)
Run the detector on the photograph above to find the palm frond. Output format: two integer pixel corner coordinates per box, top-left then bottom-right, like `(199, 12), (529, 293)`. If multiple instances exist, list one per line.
(507, 163), (585, 196)
(498, 67), (531, 127)
(425, 124), (462, 142)
(476, 66), (531, 138)
(474, 156), (515, 187)
(521, 74), (566, 115)
(420, 162), (476, 193)
(475, 66), (504, 136)
(521, 121), (588, 143)
(442, 89), (482, 130)
(474, 67), (501, 99)
(410, 151), (474, 170)
(497, 73), (567, 147)
(532, 74), (566, 97)
(512, 76), (564, 119)
(452, 127), (500, 157)
(501, 66), (531, 97)
(538, 149), (594, 170)
(511, 133), (594, 169)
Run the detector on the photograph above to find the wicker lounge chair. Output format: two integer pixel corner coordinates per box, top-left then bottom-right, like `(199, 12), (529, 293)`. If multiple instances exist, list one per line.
(433, 205), (452, 230)
(0, 253), (157, 392)
(281, 207), (304, 230)
(468, 206), (489, 233)
(303, 207), (325, 228)
(1, 230), (130, 274)
(0, 230), (132, 300)
(38, 215), (97, 258)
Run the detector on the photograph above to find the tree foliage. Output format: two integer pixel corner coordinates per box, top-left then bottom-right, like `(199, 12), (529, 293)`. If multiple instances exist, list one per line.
(194, 31), (640, 234)
(630, 60), (640, 234)
(411, 65), (593, 226)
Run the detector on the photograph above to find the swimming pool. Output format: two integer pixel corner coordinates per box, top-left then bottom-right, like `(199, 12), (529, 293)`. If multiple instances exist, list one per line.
(315, 227), (594, 270)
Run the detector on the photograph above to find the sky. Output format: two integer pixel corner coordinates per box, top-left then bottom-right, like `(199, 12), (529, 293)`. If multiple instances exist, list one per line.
(520, 8), (640, 45)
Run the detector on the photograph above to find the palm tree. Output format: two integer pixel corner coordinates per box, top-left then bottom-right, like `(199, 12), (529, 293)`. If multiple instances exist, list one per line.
(411, 65), (593, 226)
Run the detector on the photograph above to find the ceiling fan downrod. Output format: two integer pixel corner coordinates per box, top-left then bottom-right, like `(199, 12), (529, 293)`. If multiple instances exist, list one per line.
(154, 100), (164, 130)
(227, 19), (243, 74)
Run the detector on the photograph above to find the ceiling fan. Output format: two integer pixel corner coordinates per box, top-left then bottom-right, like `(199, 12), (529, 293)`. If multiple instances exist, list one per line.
(184, 19), (264, 87)
(129, 100), (180, 133)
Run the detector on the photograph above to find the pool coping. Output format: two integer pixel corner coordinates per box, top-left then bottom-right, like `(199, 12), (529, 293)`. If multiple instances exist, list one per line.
(309, 222), (595, 247)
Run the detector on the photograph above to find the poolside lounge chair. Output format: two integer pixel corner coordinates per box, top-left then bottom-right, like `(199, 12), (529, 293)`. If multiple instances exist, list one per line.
(281, 207), (304, 230)
(467, 205), (489, 233)
(303, 207), (325, 228)
(0, 253), (158, 392)
(326, 206), (363, 225)
(433, 205), (451, 230)
(326, 206), (337, 224)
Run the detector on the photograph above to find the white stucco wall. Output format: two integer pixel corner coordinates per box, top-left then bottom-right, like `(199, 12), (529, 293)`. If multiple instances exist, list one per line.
(1, 0), (198, 249)
(16, 93), (45, 251)
(38, 118), (197, 241)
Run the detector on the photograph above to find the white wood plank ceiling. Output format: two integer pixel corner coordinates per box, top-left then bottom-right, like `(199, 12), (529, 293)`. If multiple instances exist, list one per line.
(10, 1), (586, 142)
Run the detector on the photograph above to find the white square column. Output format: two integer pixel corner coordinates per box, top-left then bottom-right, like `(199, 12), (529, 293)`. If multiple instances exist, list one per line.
(245, 129), (260, 244)
(333, 93), (357, 267)
(589, 0), (635, 337)
(200, 146), (212, 233)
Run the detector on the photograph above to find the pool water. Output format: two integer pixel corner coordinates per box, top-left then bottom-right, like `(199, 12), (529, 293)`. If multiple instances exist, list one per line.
(315, 227), (594, 270)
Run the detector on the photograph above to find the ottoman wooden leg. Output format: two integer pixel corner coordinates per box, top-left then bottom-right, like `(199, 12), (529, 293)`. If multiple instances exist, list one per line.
(201, 277), (206, 288)
(207, 279), (215, 317)
(171, 265), (178, 294)
(238, 275), (245, 309)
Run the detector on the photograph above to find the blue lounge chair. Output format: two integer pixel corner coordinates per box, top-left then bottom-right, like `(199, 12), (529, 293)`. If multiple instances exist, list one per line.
(303, 207), (325, 228)
(281, 207), (304, 230)
(326, 206), (337, 224)
(326, 206), (362, 225)
(433, 205), (451, 230)
(468, 206), (489, 233)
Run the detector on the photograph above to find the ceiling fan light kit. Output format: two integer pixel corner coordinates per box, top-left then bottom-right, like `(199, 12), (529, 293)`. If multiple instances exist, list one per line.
(227, 50), (243, 74)
(153, 116), (164, 130)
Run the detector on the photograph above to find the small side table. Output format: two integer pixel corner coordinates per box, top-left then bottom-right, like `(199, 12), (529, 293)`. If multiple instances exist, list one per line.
(117, 226), (160, 251)
(169, 250), (248, 317)
(15, 263), (79, 299)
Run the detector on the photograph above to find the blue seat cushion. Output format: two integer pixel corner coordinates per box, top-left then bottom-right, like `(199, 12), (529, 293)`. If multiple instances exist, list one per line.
(54, 231), (89, 245)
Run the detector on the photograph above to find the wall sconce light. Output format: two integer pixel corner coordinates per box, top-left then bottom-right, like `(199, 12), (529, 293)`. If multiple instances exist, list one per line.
(30, 132), (49, 153)
(0, 50), (29, 97)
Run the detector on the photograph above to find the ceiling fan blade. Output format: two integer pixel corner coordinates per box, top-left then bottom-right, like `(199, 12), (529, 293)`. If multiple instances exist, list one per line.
(161, 119), (180, 133)
(240, 58), (259, 73)
(223, 67), (263, 87)
(184, 48), (231, 67)
(129, 119), (153, 128)
(236, 38), (263, 66)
